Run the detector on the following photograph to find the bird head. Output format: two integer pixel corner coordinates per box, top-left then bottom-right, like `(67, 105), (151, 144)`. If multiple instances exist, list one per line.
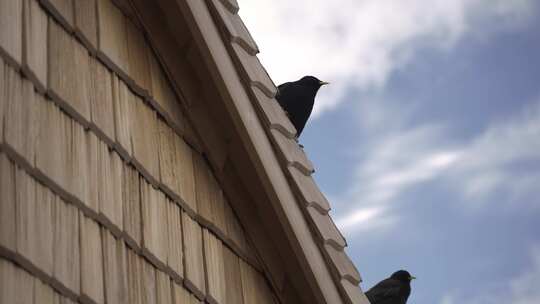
(299, 75), (330, 89)
(391, 270), (416, 283)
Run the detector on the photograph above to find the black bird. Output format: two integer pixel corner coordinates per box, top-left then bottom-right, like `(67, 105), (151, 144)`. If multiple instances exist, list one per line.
(276, 75), (329, 137)
(365, 270), (416, 304)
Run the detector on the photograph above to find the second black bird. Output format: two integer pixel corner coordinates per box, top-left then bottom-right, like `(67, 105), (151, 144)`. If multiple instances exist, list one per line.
(365, 270), (416, 304)
(276, 75), (329, 137)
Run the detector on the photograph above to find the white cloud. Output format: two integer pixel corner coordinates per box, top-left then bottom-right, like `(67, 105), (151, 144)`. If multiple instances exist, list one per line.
(238, 0), (535, 116)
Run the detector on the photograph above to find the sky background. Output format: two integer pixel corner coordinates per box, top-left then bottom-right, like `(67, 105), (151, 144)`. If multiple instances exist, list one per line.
(237, 1), (540, 303)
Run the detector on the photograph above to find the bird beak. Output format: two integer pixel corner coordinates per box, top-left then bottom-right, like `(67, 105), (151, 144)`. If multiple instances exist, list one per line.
(410, 276), (417, 280)
(319, 81), (330, 86)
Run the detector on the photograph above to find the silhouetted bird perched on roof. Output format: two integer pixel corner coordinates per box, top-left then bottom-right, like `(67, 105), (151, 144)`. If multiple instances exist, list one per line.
(276, 76), (329, 137)
(365, 270), (416, 304)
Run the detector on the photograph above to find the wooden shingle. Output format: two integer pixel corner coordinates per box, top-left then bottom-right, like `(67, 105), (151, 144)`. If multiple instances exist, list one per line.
(70, 119), (90, 209)
(90, 57), (116, 144)
(239, 260), (275, 304)
(210, 0), (258, 55)
(102, 229), (129, 304)
(40, 0), (74, 30)
(131, 96), (159, 184)
(203, 229), (226, 304)
(287, 165), (331, 213)
(167, 199), (184, 280)
(193, 153), (212, 225)
(126, 249), (143, 304)
(35, 97), (64, 189)
(270, 129), (314, 175)
(96, 145), (123, 235)
(251, 85), (296, 139)
(0, 259), (17, 303)
(0, 153), (16, 254)
(110, 150), (125, 232)
(112, 75), (133, 159)
(223, 246), (244, 304)
(0, 0), (22, 67)
(239, 259), (256, 304)
(172, 282), (191, 304)
(97, 140), (113, 228)
(158, 119), (179, 197)
(53, 198), (80, 296)
(122, 164), (142, 249)
(48, 19), (91, 125)
(211, 189), (227, 238)
(156, 271), (173, 304)
(34, 277), (55, 304)
(141, 179), (169, 268)
(230, 43), (276, 98)
(223, 201), (248, 256)
(194, 153), (217, 227)
(85, 131), (101, 214)
(306, 206), (346, 250)
(175, 136), (197, 213)
(59, 295), (77, 304)
(80, 215), (104, 304)
(15, 167), (37, 268)
(15, 263), (34, 304)
(182, 211), (206, 299)
(172, 283), (204, 304)
(341, 280), (370, 304)
(22, 0), (48, 92)
(58, 113), (71, 192)
(126, 18), (151, 95)
(33, 182), (55, 277)
(74, 0), (98, 51)
(217, 0), (239, 14)
(323, 244), (361, 285)
(4, 71), (39, 166)
(3, 65), (22, 155)
(0, 59), (4, 139)
(96, 0), (129, 77)
(142, 259), (157, 304)
(148, 51), (184, 130)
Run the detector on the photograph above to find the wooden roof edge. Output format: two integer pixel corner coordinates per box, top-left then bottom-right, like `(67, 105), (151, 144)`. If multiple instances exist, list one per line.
(203, 2), (370, 304)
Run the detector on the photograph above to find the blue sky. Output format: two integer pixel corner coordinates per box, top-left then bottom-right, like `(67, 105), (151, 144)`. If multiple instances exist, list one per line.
(238, 1), (540, 303)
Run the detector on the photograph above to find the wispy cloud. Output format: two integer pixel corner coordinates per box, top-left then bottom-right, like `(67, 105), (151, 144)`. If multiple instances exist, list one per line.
(334, 98), (540, 233)
(335, 206), (394, 233)
(447, 102), (540, 204)
(439, 245), (540, 304)
(238, 0), (535, 116)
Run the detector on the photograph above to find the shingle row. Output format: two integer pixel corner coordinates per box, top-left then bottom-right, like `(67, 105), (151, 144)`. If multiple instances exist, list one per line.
(0, 148), (273, 304)
(1, 8), (268, 301)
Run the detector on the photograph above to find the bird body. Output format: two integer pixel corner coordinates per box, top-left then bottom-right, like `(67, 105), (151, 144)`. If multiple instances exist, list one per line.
(276, 76), (328, 136)
(365, 270), (415, 304)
